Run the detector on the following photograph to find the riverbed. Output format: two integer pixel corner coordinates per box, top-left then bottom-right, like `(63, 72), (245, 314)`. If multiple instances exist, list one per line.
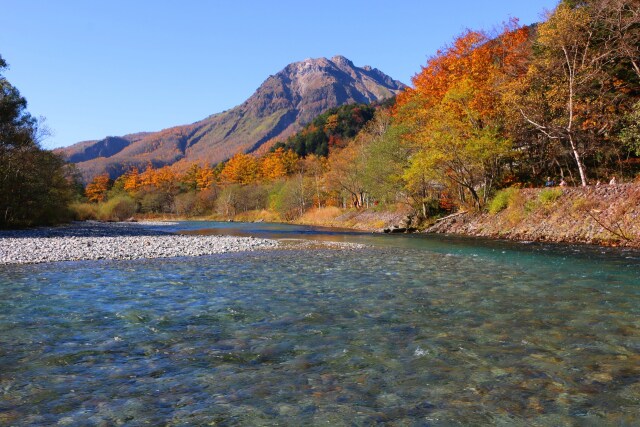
(1, 221), (639, 425)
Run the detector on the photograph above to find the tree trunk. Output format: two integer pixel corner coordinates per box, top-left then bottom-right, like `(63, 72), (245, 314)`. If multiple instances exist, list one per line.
(568, 133), (588, 186)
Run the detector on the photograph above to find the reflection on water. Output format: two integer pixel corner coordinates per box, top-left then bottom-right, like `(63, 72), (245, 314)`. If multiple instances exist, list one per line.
(1, 222), (640, 425)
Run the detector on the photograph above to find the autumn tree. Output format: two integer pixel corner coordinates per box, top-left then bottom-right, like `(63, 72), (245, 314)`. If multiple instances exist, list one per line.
(360, 111), (416, 208)
(260, 147), (299, 181)
(85, 173), (112, 203)
(395, 24), (530, 208)
(122, 167), (142, 194)
(301, 154), (328, 208)
(219, 152), (259, 184)
(180, 163), (201, 191)
(326, 139), (368, 208)
(269, 177), (314, 219)
(511, 1), (640, 185)
(586, 0), (640, 80)
(151, 166), (178, 192)
(196, 165), (216, 190)
(139, 162), (156, 187)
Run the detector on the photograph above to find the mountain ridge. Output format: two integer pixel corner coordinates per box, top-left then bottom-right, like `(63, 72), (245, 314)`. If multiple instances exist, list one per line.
(58, 56), (406, 181)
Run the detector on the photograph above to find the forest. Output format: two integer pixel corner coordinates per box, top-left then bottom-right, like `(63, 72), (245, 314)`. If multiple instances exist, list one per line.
(1, 0), (639, 228)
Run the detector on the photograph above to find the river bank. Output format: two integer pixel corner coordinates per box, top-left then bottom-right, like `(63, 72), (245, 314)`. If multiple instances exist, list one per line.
(269, 183), (640, 248)
(0, 221), (279, 265)
(68, 182), (640, 250)
(426, 183), (640, 248)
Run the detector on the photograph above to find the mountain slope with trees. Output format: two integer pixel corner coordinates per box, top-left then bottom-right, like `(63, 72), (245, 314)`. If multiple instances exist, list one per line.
(58, 56), (405, 182)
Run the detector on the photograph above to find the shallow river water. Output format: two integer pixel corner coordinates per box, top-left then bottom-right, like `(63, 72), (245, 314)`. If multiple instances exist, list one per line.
(1, 222), (640, 425)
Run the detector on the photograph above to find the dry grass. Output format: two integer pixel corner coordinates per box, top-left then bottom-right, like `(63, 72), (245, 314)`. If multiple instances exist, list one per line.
(572, 197), (598, 213)
(494, 190), (526, 227)
(297, 207), (343, 226)
(233, 209), (280, 223)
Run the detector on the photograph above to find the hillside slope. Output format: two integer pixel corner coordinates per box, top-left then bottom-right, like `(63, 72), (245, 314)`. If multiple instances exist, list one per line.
(58, 56), (405, 181)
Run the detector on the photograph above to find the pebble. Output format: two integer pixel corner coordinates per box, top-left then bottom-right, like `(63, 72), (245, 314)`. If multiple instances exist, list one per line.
(0, 222), (278, 265)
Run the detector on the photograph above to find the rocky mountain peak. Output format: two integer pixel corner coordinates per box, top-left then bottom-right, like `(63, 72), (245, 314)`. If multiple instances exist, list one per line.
(60, 56), (406, 182)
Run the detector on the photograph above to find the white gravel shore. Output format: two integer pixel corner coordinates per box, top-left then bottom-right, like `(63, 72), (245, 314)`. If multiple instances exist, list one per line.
(0, 221), (278, 265)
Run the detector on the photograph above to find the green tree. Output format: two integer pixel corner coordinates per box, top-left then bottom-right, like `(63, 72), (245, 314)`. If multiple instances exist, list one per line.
(361, 110), (409, 205)
(0, 55), (74, 227)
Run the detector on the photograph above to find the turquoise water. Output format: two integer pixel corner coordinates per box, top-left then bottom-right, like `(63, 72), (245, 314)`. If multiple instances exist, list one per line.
(1, 223), (640, 425)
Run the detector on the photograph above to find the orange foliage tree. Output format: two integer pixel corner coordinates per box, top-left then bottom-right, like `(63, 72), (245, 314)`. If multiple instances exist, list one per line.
(122, 167), (142, 194)
(394, 22), (531, 207)
(85, 173), (112, 202)
(196, 165), (216, 190)
(138, 162), (156, 187)
(260, 148), (299, 181)
(151, 166), (177, 192)
(219, 153), (259, 184)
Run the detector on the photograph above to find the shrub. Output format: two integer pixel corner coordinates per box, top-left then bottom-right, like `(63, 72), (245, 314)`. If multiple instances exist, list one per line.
(572, 197), (598, 213)
(215, 184), (268, 217)
(174, 192), (198, 217)
(269, 181), (300, 220)
(194, 188), (219, 215)
(488, 187), (520, 214)
(538, 188), (563, 205)
(524, 199), (539, 213)
(70, 202), (98, 220)
(140, 191), (173, 214)
(97, 195), (137, 221)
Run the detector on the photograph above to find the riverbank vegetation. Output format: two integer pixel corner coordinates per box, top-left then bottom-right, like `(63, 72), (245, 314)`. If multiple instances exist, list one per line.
(429, 183), (640, 246)
(2, 0), (639, 230)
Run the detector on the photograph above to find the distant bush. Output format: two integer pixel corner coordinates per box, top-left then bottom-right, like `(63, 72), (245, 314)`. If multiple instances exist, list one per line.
(488, 187), (520, 214)
(174, 192), (198, 217)
(70, 202), (98, 220)
(173, 188), (219, 217)
(572, 196), (598, 213)
(538, 188), (563, 205)
(269, 178), (314, 220)
(195, 188), (219, 215)
(524, 199), (538, 213)
(140, 191), (173, 214)
(97, 195), (137, 221)
(216, 184), (268, 218)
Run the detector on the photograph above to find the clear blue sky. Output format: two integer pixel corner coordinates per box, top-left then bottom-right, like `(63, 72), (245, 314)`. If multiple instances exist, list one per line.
(2, 0), (559, 149)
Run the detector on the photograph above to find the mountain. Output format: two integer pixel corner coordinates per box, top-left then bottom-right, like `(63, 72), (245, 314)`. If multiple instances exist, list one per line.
(58, 55), (406, 181)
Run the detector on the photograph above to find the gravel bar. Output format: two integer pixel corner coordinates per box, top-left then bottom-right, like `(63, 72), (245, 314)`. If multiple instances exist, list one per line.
(0, 221), (278, 265)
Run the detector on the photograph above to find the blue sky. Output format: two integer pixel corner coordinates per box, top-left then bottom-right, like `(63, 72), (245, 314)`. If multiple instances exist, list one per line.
(2, 0), (559, 149)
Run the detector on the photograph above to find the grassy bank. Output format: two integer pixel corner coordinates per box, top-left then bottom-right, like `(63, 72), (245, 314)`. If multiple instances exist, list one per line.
(428, 183), (640, 247)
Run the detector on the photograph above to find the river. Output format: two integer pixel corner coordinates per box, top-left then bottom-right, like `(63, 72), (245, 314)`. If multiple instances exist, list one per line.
(1, 221), (639, 425)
